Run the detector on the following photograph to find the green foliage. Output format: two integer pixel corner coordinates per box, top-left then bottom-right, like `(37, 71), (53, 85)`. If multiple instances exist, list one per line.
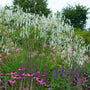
(61, 4), (89, 29)
(13, 0), (51, 16)
(74, 28), (90, 44)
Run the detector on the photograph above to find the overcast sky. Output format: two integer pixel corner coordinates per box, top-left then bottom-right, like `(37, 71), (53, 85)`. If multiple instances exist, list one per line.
(0, 0), (90, 29)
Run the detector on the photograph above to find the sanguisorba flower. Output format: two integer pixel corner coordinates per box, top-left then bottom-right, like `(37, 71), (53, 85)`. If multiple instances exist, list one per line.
(7, 52), (11, 56)
(16, 48), (20, 52)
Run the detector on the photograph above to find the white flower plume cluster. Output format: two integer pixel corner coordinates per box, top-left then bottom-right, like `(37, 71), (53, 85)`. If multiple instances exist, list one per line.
(0, 6), (90, 67)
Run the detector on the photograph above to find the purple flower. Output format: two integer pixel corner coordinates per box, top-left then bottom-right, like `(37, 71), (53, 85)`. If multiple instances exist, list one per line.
(7, 80), (12, 87)
(58, 70), (62, 73)
(22, 73), (28, 76)
(10, 71), (17, 75)
(54, 67), (58, 78)
(0, 72), (7, 75)
(0, 82), (3, 86)
(30, 50), (32, 56)
(60, 72), (63, 79)
(88, 86), (90, 89)
(85, 65), (87, 72)
(64, 69), (66, 75)
(8, 79), (16, 84)
(88, 75), (90, 77)
(48, 78), (51, 82)
(27, 73), (35, 76)
(48, 88), (51, 90)
(83, 73), (87, 77)
(2, 88), (6, 90)
(18, 66), (24, 71)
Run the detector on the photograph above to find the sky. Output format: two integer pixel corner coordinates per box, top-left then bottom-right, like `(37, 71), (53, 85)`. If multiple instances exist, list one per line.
(0, 0), (90, 29)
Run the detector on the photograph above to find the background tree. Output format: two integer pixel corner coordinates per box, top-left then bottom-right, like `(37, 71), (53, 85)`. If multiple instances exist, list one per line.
(13, 0), (51, 16)
(61, 4), (90, 29)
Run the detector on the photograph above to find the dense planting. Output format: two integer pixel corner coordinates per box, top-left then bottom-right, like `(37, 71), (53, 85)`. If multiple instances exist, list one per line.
(0, 6), (90, 90)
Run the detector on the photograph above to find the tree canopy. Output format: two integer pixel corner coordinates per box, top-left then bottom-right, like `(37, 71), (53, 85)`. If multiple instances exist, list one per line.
(13, 0), (51, 16)
(61, 4), (90, 29)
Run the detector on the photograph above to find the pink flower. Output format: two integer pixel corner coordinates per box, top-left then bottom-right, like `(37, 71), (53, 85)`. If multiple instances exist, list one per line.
(12, 47), (16, 50)
(47, 45), (51, 48)
(7, 53), (11, 55)
(58, 70), (62, 73)
(70, 48), (73, 51)
(8, 79), (16, 84)
(18, 67), (24, 71)
(3, 32), (7, 35)
(0, 72), (7, 75)
(12, 75), (21, 79)
(52, 47), (55, 51)
(10, 71), (17, 75)
(43, 43), (47, 48)
(7, 72), (12, 75)
(42, 53), (45, 56)
(16, 48), (20, 52)
(27, 73), (35, 77)
(15, 75), (22, 79)
(88, 75), (90, 77)
(22, 73), (28, 76)
(61, 52), (63, 55)
(12, 75), (16, 79)
(9, 39), (12, 42)
(0, 54), (2, 56)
